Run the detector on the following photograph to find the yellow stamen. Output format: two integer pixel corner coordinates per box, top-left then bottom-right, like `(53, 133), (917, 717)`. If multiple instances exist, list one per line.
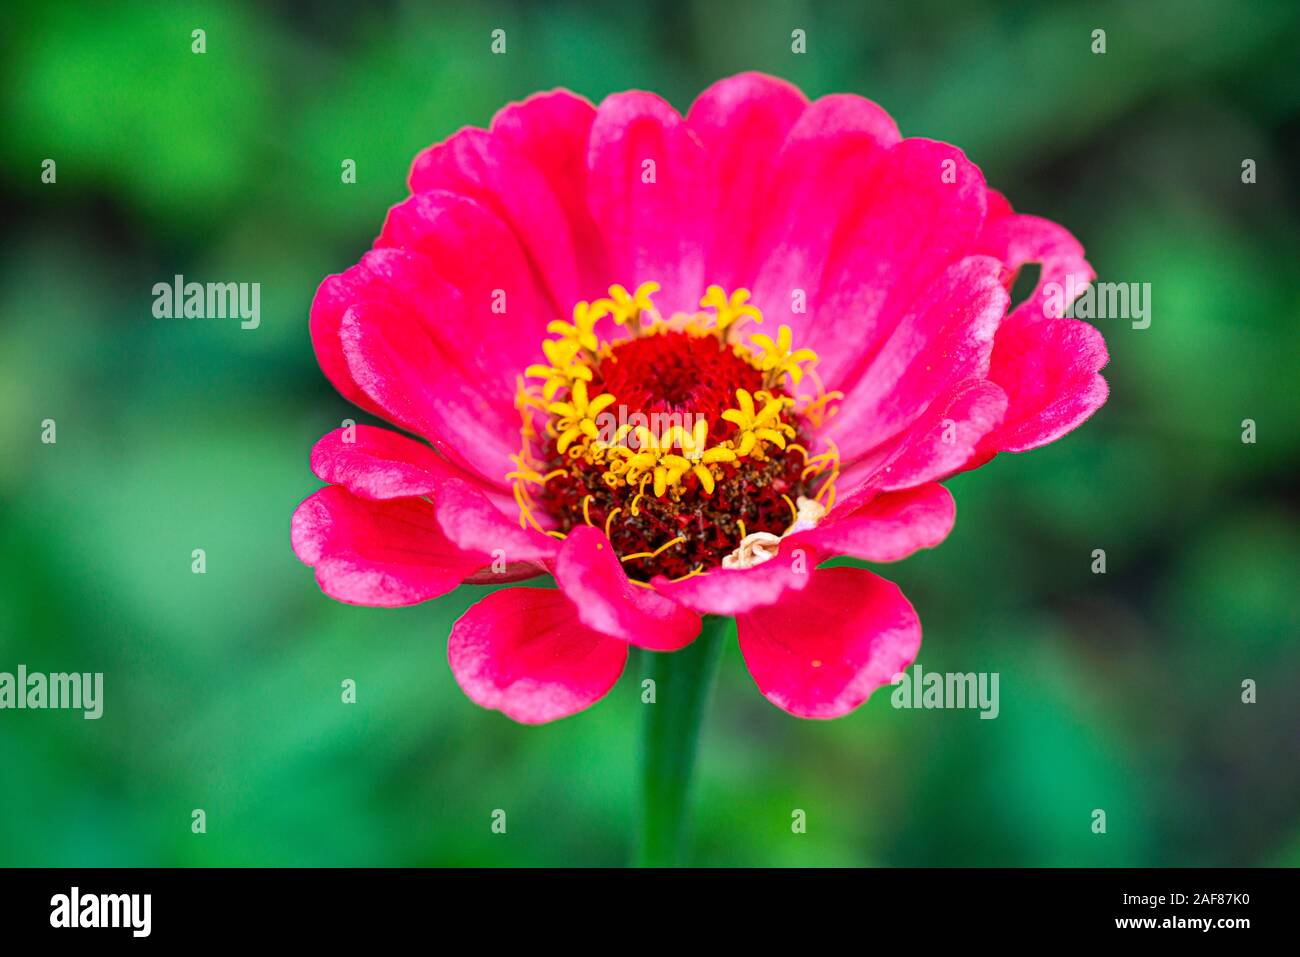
(512, 483), (548, 534)
(620, 536), (686, 564)
(546, 299), (607, 354)
(526, 338), (593, 401)
(800, 368), (843, 428)
(692, 463), (716, 495)
(668, 564), (706, 582)
(720, 387), (797, 462)
(751, 324), (819, 388)
(815, 470), (839, 510)
(699, 285), (763, 339)
(599, 281), (660, 336)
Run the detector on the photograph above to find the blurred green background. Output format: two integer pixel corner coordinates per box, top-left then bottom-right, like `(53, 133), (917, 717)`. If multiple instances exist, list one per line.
(2, 0), (1298, 867)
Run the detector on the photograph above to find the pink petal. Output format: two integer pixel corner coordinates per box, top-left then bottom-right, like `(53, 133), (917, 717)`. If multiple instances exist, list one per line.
(752, 125), (991, 398)
(309, 247), (439, 423)
(310, 248), (519, 488)
(309, 424), (484, 500)
(982, 317), (1109, 454)
(448, 587), (628, 724)
(804, 139), (991, 392)
(376, 190), (563, 409)
(290, 486), (485, 607)
(340, 300), (518, 490)
(979, 201), (1095, 328)
(585, 91), (708, 315)
(432, 478), (559, 566)
(307, 428), (545, 582)
(489, 89), (609, 300)
(803, 483), (955, 562)
(974, 205), (1109, 455)
(737, 566), (921, 719)
(823, 254), (1007, 461)
(838, 378), (1008, 494)
(650, 537), (817, 616)
(782, 90), (902, 146)
(685, 72), (809, 289)
(553, 526), (701, 651)
(408, 112), (586, 314)
(747, 94), (901, 341)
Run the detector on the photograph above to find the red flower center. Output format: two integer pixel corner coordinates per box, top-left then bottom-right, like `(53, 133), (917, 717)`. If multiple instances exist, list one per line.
(511, 283), (840, 582)
(593, 331), (766, 438)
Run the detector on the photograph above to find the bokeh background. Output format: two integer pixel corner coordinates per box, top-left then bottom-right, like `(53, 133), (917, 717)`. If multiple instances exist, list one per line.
(2, 0), (1298, 867)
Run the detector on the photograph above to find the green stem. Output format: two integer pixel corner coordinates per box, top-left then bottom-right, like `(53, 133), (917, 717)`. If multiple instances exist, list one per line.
(635, 614), (729, 867)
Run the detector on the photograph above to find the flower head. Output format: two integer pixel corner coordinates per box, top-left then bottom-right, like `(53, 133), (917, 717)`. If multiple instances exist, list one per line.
(294, 73), (1107, 723)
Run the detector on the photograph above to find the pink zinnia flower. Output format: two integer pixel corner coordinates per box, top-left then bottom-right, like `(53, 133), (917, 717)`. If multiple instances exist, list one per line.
(292, 72), (1107, 724)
